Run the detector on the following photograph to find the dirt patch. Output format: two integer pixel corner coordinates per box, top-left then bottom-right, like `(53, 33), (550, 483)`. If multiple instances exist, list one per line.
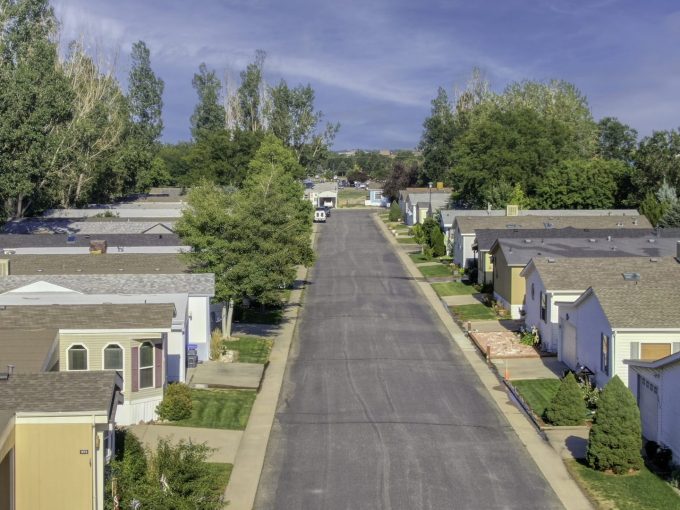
(469, 331), (541, 358)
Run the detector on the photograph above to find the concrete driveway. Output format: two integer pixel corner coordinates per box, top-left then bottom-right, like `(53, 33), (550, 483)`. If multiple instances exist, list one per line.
(254, 210), (562, 510)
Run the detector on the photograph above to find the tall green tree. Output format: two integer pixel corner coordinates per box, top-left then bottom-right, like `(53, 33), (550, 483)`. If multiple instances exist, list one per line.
(190, 63), (224, 138)
(128, 40), (164, 147)
(237, 49), (266, 133)
(176, 135), (313, 336)
(631, 130), (680, 203)
(269, 79), (339, 173)
(597, 117), (637, 162)
(533, 159), (626, 209)
(0, 0), (72, 218)
(544, 373), (586, 426)
(419, 87), (455, 184)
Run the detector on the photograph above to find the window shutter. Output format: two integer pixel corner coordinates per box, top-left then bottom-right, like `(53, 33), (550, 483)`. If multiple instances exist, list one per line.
(673, 343), (680, 354)
(131, 346), (139, 392)
(155, 343), (163, 388)
(630, 342), (640, 359)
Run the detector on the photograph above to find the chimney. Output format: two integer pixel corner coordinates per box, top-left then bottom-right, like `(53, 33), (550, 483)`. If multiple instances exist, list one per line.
(89, 240), (107, 254)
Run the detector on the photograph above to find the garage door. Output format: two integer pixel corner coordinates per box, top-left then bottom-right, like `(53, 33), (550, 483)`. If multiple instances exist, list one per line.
(561, 323), (577, 369)
(639, 376), (659, 441)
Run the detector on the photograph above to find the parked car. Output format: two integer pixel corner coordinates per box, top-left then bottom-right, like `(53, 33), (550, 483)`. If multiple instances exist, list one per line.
(314, 209), (327, 223)
(323, 206), (332, 218)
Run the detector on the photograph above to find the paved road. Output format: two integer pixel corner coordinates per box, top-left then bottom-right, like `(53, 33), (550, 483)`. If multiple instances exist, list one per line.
(255, 210), (562, 510)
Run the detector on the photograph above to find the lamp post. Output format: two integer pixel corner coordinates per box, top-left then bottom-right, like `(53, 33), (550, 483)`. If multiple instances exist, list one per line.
(428, 181), (433, 218)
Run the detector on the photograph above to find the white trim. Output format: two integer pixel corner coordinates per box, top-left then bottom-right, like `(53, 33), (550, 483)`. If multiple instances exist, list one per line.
(101, 343), (124, 372)
(66, 343), (89, 371)
(15, 413), (108, 424)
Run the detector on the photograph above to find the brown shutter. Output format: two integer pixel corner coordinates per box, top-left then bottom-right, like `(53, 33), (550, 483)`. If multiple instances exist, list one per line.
(131, 346), (139, 392)
(155, 343), (163, 388)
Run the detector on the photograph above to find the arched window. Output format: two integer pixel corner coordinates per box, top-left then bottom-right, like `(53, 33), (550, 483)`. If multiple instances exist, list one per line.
(103, 344), (123, 370)
(139, 342), (154, 389)
(68, 344), (88, 371)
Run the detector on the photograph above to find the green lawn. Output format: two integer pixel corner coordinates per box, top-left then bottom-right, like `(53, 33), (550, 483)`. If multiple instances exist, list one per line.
(409, 252), (433, 264)
(172, 389), (256, 430)
(224, 336), (273, 364)
(511, 379), (561, 420)
(450, 303), (497, 321)
(418, 264), (452, 278)
(570, 460), (680, 510)
(396, 236), (418, 244)
(207, 462), (233, 495)
(431, 281), (476, 296)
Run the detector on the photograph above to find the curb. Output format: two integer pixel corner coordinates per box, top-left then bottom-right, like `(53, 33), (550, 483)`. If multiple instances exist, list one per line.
(372, 213), (593, 510)
(222, 226), (318, 509)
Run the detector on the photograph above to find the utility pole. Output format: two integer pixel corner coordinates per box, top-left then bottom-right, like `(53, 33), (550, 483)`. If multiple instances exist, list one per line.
(428, 181), (433, 218)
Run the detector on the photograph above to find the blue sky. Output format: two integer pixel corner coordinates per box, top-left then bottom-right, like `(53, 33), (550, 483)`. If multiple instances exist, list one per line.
(53, 0), (680, 150)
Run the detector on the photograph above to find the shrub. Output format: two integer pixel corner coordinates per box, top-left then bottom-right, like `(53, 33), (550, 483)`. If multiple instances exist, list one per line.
(388, 201), (401, 222)
(210, 328), (223, 360)
(156, 383), (193, 422)
(578, 378), (601, 410)
(544, 372), (587, 425)
(430, 226), (446, 257)
(106, 436), (223, 510)
(587, 375), (643, 474)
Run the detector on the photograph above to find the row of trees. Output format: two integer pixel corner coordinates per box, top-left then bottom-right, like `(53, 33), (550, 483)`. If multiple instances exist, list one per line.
(0, 0), (167, 219)
(418, 69), (680, 226)
(158, 51), (339, 187)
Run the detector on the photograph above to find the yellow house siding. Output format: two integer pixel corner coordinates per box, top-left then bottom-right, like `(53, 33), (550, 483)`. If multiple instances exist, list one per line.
(510, 267), (525, 306)
(492, 248), (513, 305)
(15, 423), (93, 510)
(59, 332), (163, 401)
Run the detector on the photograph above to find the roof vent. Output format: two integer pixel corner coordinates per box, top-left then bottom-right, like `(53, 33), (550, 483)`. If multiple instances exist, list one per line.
(623, 272), (640, 281)
(547, 258), (556, 263)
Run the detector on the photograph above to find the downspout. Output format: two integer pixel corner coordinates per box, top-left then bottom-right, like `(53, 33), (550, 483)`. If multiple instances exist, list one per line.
(92, 414), (98, 510)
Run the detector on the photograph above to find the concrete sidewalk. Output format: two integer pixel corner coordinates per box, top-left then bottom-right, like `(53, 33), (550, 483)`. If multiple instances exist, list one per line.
(186, 361), (264, 390)
(129, 424), (243, 463)
(222, 227), (317, 509)
(374, 214), (593, 510)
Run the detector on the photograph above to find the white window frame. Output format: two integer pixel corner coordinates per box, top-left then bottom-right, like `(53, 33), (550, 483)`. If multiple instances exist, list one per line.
(138, 341), (155, 389)
(67, 343), (89, 371)
(102, 343), (124, 372)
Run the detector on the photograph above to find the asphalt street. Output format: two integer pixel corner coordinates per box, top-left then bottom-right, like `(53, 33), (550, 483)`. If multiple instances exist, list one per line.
(254, 210), (562, 510)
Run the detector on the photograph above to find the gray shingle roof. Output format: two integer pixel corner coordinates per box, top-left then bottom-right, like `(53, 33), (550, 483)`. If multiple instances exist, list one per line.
(0, 233), (183, 249)
(2, 219), (175, 234)
(2, 253), (189, 275)
(527, 256), (680, 291)
(0, 303), (175, 330)
(0, 329), (58, 373)
(493, 236), (680, 266)
(456, 214), (650, 234)
(0, 273), (214, 296)
(591, 285), (680, 329)
(0, 371), (120, 414)
(475, 227), (680, 251)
